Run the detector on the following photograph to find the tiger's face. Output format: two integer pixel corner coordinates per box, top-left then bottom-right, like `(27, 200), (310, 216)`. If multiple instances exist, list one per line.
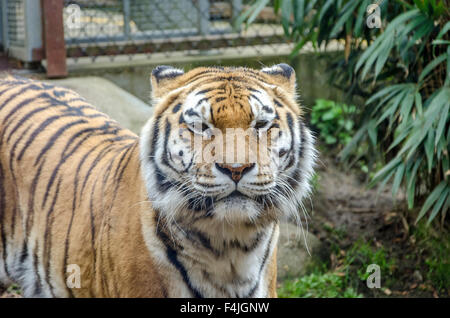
(140, 65), (316, 226)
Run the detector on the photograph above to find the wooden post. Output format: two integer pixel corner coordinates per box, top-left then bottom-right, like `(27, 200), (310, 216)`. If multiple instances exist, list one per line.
(41, 0), (67, 78)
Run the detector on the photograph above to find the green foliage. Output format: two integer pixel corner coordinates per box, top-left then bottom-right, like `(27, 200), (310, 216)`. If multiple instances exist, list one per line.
(344, 240), (395, 283)
(310, 172), (320, 192)
(278, 272), (363, 298)
(6, 284), (21, 295)
(413, 224), (450, 292)
(279, 239), (393, 298)
(239, 0), (450, 224)
(311, 99), (356, 146)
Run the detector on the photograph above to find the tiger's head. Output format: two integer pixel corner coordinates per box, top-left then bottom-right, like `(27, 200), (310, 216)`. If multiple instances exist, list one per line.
(140, 65), (316, 227)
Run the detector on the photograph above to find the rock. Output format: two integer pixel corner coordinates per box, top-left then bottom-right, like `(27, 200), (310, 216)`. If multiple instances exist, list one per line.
(413, 270), (423, 283)
(277, 222), (321, 280)
(45, 77), (153, 134)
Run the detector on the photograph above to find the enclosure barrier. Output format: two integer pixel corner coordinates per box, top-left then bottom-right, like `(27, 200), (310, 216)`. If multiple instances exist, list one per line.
(0, 0), (292, 77)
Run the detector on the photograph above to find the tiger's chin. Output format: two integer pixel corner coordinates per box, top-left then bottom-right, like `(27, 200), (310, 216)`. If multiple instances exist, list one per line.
(211, 191), (268, 223)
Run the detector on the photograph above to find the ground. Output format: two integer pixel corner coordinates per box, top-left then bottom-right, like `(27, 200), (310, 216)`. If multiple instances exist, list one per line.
(278, 152), (449, 298)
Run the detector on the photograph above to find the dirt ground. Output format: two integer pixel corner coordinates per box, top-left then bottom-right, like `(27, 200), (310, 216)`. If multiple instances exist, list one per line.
(311, 155), (398, 240)
(307, 154), (447, 298)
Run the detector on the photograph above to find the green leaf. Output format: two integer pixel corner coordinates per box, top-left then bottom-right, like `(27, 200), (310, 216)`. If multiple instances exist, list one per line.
(427, 187), (449, 225)
(407, 158), (422, 209)
(392, 163), (405, 198)
(435, 103), (450, 147)
(330, 0), (359, 38)
(432, 39), (450, 45)
(281, 0), (293, 35)
(414, 91), (423, 116)
(354, 0), (371, 37)
(418, 53), (448, 84)
(371, 157), (402, 185)
(290, 35), (310, 57)
(247, 0), (270, 25)
(399, 92), (415, 122)
(424, 129), (435, 172)
(356, 9), (421, 73)
(318, 0), (334, 23)
(435, 21), (450, 40)
(374, 31), (395, 77)
(416, 181), (448, 223)
(293, 0), (305, 29)
(340, 124), (367, 160)
(365, 85), (405, 106)
(367, 119), (377, 146)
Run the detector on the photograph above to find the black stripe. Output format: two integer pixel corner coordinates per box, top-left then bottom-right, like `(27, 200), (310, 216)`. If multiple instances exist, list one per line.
(43, 177), (62, 297)
(172, 103), (182, 113)
(34, 119), (88, 166)
(196, 88), (214, 95)
(185, 109), (200, 118)
(245, 223), (276, 297)
(155, 212), (203, 298)
(78, 142), (118, 201)
(5, 105), (51, 143)
(185, 230), (221, 257)
(299, 121), (306, 158)
(0, 162), (9, 276)
(215, 97), (226, 103)
(149, 116), (161, 159)
(17, 114), (78, 161)
(1, 84), (43, 124)
(273, 99), (283, 108)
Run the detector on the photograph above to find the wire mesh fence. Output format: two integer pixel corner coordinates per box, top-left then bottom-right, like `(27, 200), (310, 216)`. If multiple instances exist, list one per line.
(63, 0), (292, 63)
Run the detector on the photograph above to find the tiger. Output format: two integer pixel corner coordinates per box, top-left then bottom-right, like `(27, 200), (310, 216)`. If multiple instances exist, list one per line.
(0, 64), (316, 298)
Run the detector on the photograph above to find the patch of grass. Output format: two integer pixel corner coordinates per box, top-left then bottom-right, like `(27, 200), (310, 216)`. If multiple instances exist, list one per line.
(323, 223), (347, 241)
(6, 284), (21, 295)
(413, 224), (450, 293)
(278, 236), (397, 298)
(278, 272), (362, 298)
(344, 240), (396, 283)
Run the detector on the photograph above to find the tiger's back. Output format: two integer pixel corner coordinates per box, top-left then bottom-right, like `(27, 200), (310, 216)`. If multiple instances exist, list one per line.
(0, 76), (164, 297)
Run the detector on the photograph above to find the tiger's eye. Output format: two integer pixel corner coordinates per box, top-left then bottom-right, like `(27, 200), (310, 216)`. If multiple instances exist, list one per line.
(254, 120), (268, 129)
(279, 149), (288, 157)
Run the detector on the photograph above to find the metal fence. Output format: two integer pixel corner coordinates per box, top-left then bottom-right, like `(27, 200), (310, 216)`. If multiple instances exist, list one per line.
(63, 0), (291, 63)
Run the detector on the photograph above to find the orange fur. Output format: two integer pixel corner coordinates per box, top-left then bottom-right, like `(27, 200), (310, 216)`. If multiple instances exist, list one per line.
(0, 65), (314, 298)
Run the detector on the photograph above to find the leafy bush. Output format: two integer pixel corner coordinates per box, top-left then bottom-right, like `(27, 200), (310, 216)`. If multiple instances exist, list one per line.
(413, 224), (450, 292)
(240, 0), (450, 224)
(311, 99), (356, 146)
(278, 272), (362, 298)
(344, 240), (395, 283)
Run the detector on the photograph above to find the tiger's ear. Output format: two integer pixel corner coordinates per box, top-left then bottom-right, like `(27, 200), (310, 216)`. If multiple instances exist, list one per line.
(150, 65), (185, 99)
(261, 63), (296, 95)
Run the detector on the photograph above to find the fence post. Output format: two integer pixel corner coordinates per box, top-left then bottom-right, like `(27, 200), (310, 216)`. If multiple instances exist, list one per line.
(1, 0), (8, 50)
(42, 0), (67, 78)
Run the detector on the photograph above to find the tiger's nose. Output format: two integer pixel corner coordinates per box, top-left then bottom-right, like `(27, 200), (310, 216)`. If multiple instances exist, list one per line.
(215, 163), (255, 183)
